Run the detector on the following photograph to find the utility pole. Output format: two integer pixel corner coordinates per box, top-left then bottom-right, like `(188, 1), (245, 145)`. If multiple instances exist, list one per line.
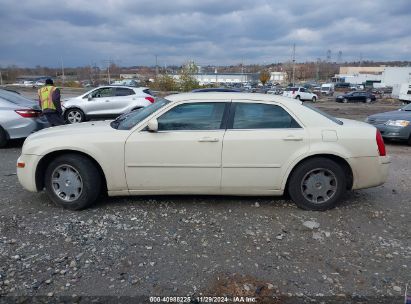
(155, 55), (159, 77)
(0, 70), (3, 86)
(61, 58), (65, 87)
(292, 43), (296, 86)
(316, 58), (320, 82)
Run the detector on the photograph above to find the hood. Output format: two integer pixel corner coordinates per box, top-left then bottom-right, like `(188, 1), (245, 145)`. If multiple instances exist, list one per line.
(367, 110), (411, 120)
(27, 120), (115, 141)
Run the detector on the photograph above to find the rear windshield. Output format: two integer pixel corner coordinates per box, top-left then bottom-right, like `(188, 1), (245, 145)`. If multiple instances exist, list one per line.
(303, 103), (343, 125)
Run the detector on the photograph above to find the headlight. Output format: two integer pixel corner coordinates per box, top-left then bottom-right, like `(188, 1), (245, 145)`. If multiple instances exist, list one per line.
(385, 120), (410, 127)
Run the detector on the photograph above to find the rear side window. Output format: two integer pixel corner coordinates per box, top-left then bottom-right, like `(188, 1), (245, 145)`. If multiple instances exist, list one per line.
(157, 102), (226, 131)
(231, 103), (301, 129)
(143, 89), (154, 96)
(116, 88), (135, 96)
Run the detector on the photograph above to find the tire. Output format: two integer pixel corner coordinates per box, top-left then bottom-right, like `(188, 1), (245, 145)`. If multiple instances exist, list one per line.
(343, 98), (348, 103)
(0, 126), (8, 148)
(65, 108), (85, 124)
(407, 135), (411, 146)
(44, 154), (102, 210)
(312, 96), (317, 102)
(295, 95), (301, 100)
(288, 158), (347, 211)
(366, 98), (371, 103)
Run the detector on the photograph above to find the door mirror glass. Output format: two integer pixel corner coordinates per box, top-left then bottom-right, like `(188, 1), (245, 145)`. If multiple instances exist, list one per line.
(147, 118), (158, 132)
(87, 93), (93, 101)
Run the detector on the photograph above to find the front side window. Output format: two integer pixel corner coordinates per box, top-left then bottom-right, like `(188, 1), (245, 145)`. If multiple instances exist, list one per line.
(157, 102), (226, 131)
(232, 103), (300, 129)
(91, 87), (115, 98)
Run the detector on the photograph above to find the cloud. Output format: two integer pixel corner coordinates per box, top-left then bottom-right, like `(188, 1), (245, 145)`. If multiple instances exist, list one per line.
(0, 0), (410, 67)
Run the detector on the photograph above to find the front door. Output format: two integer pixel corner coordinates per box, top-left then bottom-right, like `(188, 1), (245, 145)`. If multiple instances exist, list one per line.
(125, 101), (229, 193)
(221, 101), (309, 193)
(84, 87), (116, 116)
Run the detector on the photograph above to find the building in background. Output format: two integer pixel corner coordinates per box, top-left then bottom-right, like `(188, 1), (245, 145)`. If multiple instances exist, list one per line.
(333, 66), (411, 97)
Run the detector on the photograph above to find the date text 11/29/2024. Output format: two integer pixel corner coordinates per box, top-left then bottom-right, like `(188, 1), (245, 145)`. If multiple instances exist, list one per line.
(149, 296), (257, 303)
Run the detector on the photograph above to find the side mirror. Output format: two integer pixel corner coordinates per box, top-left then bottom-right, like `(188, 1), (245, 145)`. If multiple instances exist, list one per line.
(147, 118), (158, 132)
(87, 94), (93, 101)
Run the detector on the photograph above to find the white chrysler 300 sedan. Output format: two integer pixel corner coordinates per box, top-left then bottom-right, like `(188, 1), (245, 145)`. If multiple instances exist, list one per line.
(17, 93), (390, 211)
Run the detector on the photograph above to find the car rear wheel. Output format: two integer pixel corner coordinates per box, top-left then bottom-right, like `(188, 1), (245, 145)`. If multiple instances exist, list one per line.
(0, 126), (8, 148)
(45, 154), (102, 210)
(366, 97), (372, 103)
(295, 95), (301, 100)
(312, 96), (317, 102)
(288, 158), (347, 211)
(65, 108), (85, 124)
(407, 135), (411, 146)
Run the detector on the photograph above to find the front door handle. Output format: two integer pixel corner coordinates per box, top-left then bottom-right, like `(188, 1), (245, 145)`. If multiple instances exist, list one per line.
(198, 137), (219, 142)
(105, 100), (110, 102)
(282, 135), (303, 141)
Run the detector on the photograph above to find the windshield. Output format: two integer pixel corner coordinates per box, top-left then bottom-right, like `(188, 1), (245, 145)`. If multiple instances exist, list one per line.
(401, 103), (411, 111)
(303, 103), (343, 125)
(112, 98), (170, 130)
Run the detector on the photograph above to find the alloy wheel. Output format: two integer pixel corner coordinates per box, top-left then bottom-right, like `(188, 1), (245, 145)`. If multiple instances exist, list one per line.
(67, 110), (83, 123)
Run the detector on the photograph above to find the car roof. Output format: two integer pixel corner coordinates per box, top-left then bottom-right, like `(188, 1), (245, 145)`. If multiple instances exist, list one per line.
(96, 85), (149, 90)
(165, 92), (302, 105)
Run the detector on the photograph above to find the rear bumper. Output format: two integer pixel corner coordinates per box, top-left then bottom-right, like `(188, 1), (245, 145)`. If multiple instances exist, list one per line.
(7, 116), (49, 139)
(17, 154), (43, 192)
(348, 156), (390, 190)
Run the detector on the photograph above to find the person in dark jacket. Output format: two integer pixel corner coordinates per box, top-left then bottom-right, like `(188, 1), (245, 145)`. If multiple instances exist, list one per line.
(38, 78), (65, 126)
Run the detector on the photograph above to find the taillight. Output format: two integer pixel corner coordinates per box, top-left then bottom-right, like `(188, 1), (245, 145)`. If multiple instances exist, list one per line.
(145, 96), (155, 103)
(15, 109), (41, 118)
(376, 130), (386, 156)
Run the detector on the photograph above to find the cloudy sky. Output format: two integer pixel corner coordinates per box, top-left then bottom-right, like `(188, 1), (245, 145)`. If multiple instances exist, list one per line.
(0, 0), (410, 67)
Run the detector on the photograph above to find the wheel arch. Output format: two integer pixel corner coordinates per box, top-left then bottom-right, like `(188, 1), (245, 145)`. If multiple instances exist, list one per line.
(35, 150), (107, 192)
(283, 154), (354, 193)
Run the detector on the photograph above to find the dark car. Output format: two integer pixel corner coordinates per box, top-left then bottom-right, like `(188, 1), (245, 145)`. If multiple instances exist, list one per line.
(366, 103), (411, 145)
(191, 88), (241, 93)
(335, 91), (376, 103)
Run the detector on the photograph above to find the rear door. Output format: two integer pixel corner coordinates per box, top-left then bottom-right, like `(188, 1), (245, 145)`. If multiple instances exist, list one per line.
(112, 87), (136, 114)
(221, 101), (309, 193)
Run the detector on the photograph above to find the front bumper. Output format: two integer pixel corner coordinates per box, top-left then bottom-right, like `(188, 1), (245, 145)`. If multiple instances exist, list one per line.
(17, 154), (43, 192)
(375, 125), (411, 141)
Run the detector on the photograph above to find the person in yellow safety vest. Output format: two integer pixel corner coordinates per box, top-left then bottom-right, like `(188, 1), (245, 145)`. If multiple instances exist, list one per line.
(38, 79), (65, 126)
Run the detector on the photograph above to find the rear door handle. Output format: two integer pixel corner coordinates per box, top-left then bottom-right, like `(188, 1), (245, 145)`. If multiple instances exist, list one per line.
(282, 135), (303, 141)
(198, 137), (219, 142)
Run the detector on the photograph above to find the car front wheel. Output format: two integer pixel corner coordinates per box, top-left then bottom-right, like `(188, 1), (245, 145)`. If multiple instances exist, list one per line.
(65, 108), (85, 124)
(343, 98), (348, 103)
(44, 154), (102, 210)
(312, 96), (317, 102)
(288, 158), (347, 211)
(366, 97), (372, 103)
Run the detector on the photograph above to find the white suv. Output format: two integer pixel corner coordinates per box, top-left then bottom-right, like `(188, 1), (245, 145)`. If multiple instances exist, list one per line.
(283, 87), (318, 102)
(62, 86), (155, 123)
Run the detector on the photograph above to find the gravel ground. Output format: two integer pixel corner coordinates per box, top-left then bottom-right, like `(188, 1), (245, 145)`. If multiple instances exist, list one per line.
(0, 89), (410, 303)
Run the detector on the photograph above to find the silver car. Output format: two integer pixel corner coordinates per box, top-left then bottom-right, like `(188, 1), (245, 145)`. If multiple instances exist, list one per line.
(0, 89), (49, 148)
(62, 86), (155, 124)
